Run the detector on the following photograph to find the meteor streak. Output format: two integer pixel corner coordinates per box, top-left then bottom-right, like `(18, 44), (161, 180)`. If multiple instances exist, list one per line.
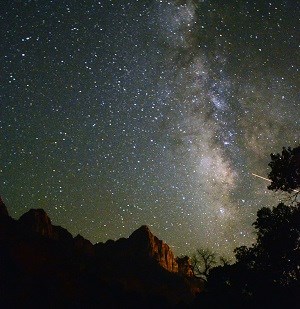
(252, 173), (299, 193)
(252, 173), (271, 183)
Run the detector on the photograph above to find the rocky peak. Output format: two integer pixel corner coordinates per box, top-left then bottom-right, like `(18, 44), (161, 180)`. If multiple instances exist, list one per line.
(0, 196), (9, 218)
(129, 225), (178, 273)
(52, 225), (73, 242)
(18, 209), (53, 238)
(130, 225), (152, 239)
(74, 234), (95, 256)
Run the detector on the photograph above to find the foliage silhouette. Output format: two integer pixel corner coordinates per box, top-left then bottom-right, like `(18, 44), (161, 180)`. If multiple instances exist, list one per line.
(193, 145), (300, 307)
(235, 202), (300, 286)
(268, 145), (300, 193)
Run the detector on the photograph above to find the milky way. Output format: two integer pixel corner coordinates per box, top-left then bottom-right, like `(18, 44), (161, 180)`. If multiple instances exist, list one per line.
(1, 0), (299, 257)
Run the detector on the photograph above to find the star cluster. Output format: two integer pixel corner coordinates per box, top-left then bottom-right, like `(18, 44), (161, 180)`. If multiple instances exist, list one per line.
(1, 0), (299, 257)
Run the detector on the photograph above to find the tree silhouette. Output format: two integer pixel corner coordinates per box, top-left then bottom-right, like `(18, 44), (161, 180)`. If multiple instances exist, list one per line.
(233, 146), (300, 287)
(194, 146), (300, 307)
(268, 145), (300, 193)
(191, 248), (217, 280)
(234, 202), (300, 286)
(256, 203), (300, 283)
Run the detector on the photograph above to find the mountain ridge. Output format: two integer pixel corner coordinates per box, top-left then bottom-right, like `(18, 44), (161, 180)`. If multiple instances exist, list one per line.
(0, 197), (203, 307)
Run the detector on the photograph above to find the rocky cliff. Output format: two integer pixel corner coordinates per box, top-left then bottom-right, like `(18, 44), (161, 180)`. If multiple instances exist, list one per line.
(18, 208), (53, 238)
(176, 256), (194, 277)
(0, 196), (9, 218)
(0, 200), (202, 306)
(128, 225), (178, 272)
(74, 234), (95, 256)
(17, 208), (75, 243)
(2, 204), (192, 276)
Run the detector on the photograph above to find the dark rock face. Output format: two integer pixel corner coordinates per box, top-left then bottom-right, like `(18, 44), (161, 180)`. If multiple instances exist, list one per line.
(74, 234), (95, 257)
(18, 209), (53, 238)
(53, 225), (73, 242)
(0, 196), (9, 218)
(176, 256), (194, 277)
(0, 200), (201, 307)
(0, 197), (15, 241)
(129, 225), (178, 272)
(94, 226), (179, 273)
(17, 209), (74, 243)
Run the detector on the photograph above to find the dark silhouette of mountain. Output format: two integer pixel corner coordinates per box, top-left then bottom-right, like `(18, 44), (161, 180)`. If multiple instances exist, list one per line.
(0, 198), (203, 307)
(94, 224), (179, 273)
(0, 196), (8, 217)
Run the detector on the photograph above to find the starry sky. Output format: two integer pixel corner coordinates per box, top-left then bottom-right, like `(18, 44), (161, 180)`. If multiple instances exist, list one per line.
(1, 0), (299, 257)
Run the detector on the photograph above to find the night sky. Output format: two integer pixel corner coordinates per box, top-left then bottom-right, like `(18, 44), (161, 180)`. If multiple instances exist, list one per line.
(1, 0), (299, 257)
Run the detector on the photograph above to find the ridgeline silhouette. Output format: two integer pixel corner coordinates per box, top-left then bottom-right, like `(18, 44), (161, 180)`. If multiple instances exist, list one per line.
(0, 199), (202, 307)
